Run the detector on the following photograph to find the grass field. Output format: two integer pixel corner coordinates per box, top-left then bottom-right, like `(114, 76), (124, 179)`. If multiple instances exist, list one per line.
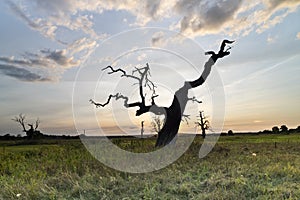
(0, 134), (300, 199)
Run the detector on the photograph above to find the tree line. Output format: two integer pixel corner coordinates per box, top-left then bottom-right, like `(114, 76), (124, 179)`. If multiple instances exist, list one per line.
(259, 125), (300, 135)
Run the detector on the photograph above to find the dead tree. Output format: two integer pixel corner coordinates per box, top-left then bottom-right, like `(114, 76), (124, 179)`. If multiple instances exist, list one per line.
(12, 114), (41, 138)
(151, 116), (164, 134)
(196, 111), (209, 139)
(90, 40), (234, 147)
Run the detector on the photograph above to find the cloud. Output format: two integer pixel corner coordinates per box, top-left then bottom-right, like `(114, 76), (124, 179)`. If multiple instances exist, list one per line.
(173, 0), (300, 37)
(5, 0), (107, 81)
(0, 64), (50, 82)
(7, 0), (99, 40)
(174, 0), (243, 36)
(0, 49), (79, 69)
(3, 1), (102, 82)
(151, 31), (166, 47)
(67, 37), (98, 59)
(7, 1), (39, 29)
(4, 0), (299, 82)
(40, 49), (79, 67)
(0, 52), (58, 69)
(7, 1), (58, 39)
(8, 0), (300, 39)
(0, 37), (97, 81)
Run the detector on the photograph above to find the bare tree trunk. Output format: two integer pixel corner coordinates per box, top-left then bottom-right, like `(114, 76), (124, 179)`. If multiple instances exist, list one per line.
(155, 84), (188, 146)
(155, 40), (234, 147)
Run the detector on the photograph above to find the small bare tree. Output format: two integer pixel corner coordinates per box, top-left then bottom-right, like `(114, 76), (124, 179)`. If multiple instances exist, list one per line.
(151, 116), (164, 134)
(196, 111), (209, 139)
(12, 114), (42, 138)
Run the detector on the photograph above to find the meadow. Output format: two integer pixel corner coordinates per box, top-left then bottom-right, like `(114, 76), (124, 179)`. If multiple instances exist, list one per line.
(0, 133), (300, 199)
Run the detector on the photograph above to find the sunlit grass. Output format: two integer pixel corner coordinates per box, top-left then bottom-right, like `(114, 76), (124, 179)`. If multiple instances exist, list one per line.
(0, 134), (300, 199)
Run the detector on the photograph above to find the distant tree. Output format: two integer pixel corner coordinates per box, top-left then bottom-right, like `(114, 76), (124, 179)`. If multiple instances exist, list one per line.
(288, 128), (296, 134)
(280, 125), (288, 133)
(195, 111), (209, 139)
(220, 132), (227, 136)
(297, 126), (300, 133)
(151, 116), (164, 134)
(228, 130), (234, 136)
(12, 114), (43, 139)
(3, 134), (11, 140)
(272, 126), (280, 134)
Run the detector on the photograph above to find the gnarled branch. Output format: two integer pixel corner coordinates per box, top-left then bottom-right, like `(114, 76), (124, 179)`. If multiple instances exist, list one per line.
(90, 93), (131, 108)
(92, 63), (164, 116)
(151, 95), (159, 105)
(188, 40), (234, 89)
(103, 66), (140, 81)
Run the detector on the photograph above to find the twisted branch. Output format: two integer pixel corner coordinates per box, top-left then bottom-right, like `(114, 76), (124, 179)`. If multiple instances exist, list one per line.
(90, 93), (130, 108)
(91, 64), (166, 116)
(151, 95), (159, 105)
(188, 96), (202, 104)
(103, 66), (140, 81)
(189, 40), (234, 89)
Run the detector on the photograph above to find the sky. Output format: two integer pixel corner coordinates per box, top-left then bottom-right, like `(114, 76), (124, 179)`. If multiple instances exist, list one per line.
(0, 0), (300, 136)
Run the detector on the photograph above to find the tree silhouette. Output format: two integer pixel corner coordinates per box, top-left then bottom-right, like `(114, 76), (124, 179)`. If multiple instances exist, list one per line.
(90, 40), (234, 147)
(195, 111), (209, 139)
(280, 125), (288, 133)
(272, 126), (279, 134)
(12, 114), (42, 139)
(151, 116), (164, 134)
(228, 130), (234, 136)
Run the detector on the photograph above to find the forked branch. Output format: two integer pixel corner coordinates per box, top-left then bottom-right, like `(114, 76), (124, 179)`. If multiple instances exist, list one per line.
(189, 40), (234, 89)
(12, 113), (27, 132)
(91, 64), (164, 116)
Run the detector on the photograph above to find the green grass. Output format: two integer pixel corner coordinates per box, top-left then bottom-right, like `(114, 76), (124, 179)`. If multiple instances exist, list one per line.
(1, 134), (300, 199)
